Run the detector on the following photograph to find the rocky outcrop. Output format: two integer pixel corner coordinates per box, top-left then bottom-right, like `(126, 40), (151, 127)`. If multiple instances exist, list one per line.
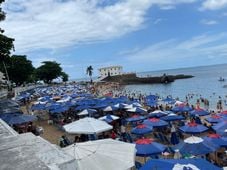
(101, 73), (194, 85)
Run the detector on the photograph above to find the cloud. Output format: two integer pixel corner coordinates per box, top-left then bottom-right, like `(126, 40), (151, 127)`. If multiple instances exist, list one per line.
(2, 0), (197, 53)
(125, 33), (227, 70)
(200, 19), (218, 25)
(153, 18), (163, 25)
(200, 0), (227, 10)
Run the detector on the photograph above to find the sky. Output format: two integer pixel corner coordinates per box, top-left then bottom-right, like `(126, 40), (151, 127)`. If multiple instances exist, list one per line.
(1, 0), (227, 79)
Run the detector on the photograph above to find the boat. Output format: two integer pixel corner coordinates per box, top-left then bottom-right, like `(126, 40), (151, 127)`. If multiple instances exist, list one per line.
(218, 77), (225, 81)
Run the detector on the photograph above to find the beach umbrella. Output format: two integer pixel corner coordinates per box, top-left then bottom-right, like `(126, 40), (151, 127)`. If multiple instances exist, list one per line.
(140, 158), (221, 170)
(98, 114), (119, 123)
(77, 109), (97, 116)
(50, 106), (69, 114)
(190, 108), (210, 116)
(114, 103), (127, 109)
(103, 106), (118, 112)
(31, 103), (46, 111)
(135, 138), (166, 157)
(219, 110), (227, 117)
(0, 113), (37, 125)
(143, 118), (168, 128)
(146, 101), (158, 107)
(63, 117), (113, 134)
(161, 113), (185, 122)
(75, 105), (91, 111)
(63, 139), (136, 170)
(126, 115), (146, 122)
(172, 105), (193, 113)
(131, 124), (153, 135)
(148, 110), (168, 118)
(179, 122), (208, 134)
(162, 97), (175, 104)
(212, 121), (227, 136)
(127, 107), (147, 114)
(174, 136), (218, 155)
(205, 115), (225, 124)
(203, 134), (227, 148)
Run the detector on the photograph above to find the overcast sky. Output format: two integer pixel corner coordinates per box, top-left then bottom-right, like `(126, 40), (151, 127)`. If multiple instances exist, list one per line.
(1, 0), (227, 79)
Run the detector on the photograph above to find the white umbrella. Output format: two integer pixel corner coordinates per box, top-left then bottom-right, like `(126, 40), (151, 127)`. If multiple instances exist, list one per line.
(63, 139), (136, 170)
(63, 117), (113, 134)
(98, 114), (119, 121)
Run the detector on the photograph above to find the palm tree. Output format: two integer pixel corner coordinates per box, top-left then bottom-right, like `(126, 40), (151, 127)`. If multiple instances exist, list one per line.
(86, 65), (93, 83)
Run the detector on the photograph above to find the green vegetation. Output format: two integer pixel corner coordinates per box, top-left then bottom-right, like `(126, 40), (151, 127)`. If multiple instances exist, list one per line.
(36, 61), (63, 84)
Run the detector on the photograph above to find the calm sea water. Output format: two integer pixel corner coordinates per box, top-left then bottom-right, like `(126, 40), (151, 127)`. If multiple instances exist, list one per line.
(122, 64), (227, 110)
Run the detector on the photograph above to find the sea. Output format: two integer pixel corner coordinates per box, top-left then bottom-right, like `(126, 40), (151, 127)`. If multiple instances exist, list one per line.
(121, 64), (227, 110)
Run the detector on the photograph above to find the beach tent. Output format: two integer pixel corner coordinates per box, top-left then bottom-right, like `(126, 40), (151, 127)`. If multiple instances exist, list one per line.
(63, 139), (136, 170)
(140, 158), (221, 170)
(63, 117), (113, 134)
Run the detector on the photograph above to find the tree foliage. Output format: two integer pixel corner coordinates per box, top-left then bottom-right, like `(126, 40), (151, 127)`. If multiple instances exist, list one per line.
(36, 61), (62, 83)
(61, 72), (69, 82)
(0, 0), (14, 62)
(6, 55), (34, 85)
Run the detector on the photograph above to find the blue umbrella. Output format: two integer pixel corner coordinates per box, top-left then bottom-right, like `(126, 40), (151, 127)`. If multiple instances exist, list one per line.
(0, 114), (37, 125)
(190, 108), (210, 116)
(174, 136), (218, 155)
(135, 138), (166, 157)
(179, 122), (208, 134)
(172, 105), (193, 113)
(103, 105), (118, 112)
(140, 158), (221, 170)
(50, 106), (69, 114)
(31, 103), (46, 111)
(77, 109), (97, 116)
(161, 113), (185, 122)
(143, 118), (168, 128)
(203, 134), (227, 148)
(126, 115), (146, 122)
(212, 121), (227, 136)
(131, 124), (153, 135)
(219, 110), (227, 117)
(162, 97), (175, 104)
(127, 107), (147, 114)
(99, 114), (119, 123)
(205, 115), (225, 124)
(148, 110), (167, 118)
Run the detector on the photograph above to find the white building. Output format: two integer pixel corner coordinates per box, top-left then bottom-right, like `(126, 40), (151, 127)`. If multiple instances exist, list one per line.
(98, 66), (123, 78)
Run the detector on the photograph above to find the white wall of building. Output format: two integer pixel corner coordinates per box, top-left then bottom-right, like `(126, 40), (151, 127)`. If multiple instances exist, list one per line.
(99, 66), (122, 77)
